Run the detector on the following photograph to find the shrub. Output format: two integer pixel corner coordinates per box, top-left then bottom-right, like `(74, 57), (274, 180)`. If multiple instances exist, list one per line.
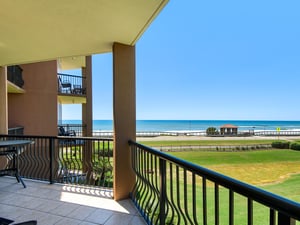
(290, 142), (300, 151)
(206, 127), (219, 135)
(271, 141), (290, 149)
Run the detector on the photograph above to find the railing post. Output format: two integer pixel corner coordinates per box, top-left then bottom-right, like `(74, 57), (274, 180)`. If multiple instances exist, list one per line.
(49, 137), (55, 184)
(159, 158), (166, 225)
(278, 212), (295, 225)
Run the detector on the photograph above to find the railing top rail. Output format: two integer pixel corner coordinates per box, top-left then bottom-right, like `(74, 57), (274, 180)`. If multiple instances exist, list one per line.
(129, 140), (300, 221)
(57, 73), (86, 79)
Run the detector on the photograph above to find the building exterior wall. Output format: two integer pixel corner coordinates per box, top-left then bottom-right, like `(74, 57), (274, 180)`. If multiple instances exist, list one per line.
(8, 61), (58, 136)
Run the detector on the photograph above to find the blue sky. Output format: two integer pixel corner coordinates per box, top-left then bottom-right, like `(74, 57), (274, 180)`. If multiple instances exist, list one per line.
(63, 0), (300, 121)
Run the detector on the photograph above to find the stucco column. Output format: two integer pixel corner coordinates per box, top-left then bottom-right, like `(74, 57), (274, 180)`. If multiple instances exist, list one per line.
(82, 55), (93, 137)
(0, 66), (8, 134)
(113, 43), (136, 200)
(82, 56), (93, 179)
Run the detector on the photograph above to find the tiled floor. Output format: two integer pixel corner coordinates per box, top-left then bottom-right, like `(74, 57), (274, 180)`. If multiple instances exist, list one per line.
(0, 177), (146, 225)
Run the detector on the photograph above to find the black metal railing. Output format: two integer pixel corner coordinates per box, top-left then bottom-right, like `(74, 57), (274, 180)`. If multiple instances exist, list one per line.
(0, 135), (113, 188)
(58, 124), (86, 137)
(7, 65), (24, 88)
(8, 127), (24, 135)
(129, 140), (300, 225)
(57, 73), (86, 95)
(255, 130), (300, 136)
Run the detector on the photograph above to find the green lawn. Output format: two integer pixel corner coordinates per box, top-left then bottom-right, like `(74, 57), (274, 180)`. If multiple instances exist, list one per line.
(163, 149), (300, 224)
(169, 149), (300, 165)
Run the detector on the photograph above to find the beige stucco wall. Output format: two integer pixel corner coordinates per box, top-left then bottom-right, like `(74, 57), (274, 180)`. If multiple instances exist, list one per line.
(82, 56), (93, 137)
(8, 61), (58, 136)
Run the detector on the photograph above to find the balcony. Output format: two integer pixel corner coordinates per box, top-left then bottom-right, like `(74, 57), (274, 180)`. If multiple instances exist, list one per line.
(57, 124), (85, 137)
(0, 135), (299, 224)
(7, 65), (25, 94)
(57, 73), (86, 104)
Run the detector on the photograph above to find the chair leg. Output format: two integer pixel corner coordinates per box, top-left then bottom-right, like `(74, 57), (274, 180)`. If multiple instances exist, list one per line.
(0, 217), (14, 225)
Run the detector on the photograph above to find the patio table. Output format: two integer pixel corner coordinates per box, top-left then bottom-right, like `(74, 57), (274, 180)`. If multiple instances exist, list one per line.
(0, 140), (34, 188)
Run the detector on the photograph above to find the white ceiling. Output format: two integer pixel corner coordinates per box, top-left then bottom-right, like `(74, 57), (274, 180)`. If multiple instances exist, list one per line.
(0, 0), (168, 67)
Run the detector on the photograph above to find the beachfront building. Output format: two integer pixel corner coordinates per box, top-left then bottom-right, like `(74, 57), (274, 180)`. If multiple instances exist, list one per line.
(220, 124), (238, 135)
(6, 59), (92, 137)
(0, 1), (299, 224)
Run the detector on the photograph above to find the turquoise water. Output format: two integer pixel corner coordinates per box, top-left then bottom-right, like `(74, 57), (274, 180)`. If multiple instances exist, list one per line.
(62, 120), (300, 132)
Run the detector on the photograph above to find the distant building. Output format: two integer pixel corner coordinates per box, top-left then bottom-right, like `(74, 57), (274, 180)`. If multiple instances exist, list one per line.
(220, 124), (238, 135)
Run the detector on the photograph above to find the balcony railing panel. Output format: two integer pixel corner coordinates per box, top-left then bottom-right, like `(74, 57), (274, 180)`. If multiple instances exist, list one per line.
(7, 65), (24, 88)
(0, 135), (113, 188)
(8, 127), (24, 135)
(129, 140), (300, 225)
(57, 73), (86, 95)
(58, 124), (86, 137)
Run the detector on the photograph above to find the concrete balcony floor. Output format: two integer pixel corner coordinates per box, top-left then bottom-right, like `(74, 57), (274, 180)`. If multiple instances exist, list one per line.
(0, 177), (146, 225)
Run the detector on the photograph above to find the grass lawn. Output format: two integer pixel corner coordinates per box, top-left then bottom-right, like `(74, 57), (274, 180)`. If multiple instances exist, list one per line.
(168, 150), (300, 200)
(140, 139), (274, 147)
(160, 149), (300, 224)
(169, 149), (300, 165)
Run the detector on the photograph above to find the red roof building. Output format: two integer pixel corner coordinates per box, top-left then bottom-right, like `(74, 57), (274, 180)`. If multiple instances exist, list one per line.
(220, 124), (238, 135)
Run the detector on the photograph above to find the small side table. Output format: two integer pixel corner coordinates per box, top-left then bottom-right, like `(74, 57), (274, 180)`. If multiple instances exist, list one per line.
(0, 140), (34, 188)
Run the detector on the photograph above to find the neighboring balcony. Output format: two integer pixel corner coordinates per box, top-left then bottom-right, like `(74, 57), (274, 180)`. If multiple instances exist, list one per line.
(57, 124), (86, 137)
(57, 73), (86, 104)
(7, 65), (25, 94)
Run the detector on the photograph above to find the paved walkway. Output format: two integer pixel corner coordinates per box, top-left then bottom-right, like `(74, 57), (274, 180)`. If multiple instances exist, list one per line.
(0, 177), (146, 225)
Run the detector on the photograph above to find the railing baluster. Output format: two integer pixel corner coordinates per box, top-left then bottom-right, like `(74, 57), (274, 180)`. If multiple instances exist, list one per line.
(148, 154), (156, 215)
(229, 190), (234, 225)
(183, 169), (194, 224)
(192, 173), (198, 225)
(203, 177), (207, 225)
(151, 155), (160, 225)
(269, 209), (275, 225)
(278, 212), (296, 225)
(169, 163), (174, 224)
(49, 137), (54, 184)
(248, 198), (253, 225)
(140, 149), (147, 214)
(159, 158), (166, 225)
(176, 166), (187, 224)
(215, 184), (219, 225)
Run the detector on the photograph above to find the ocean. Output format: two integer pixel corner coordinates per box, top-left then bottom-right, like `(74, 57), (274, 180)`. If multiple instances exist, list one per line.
(62, 120), (300, 132)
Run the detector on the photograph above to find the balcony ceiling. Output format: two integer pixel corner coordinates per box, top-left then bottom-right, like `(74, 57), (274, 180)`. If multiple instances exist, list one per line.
(58, 95), (86, 104)
(0, 0), (168, 67)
